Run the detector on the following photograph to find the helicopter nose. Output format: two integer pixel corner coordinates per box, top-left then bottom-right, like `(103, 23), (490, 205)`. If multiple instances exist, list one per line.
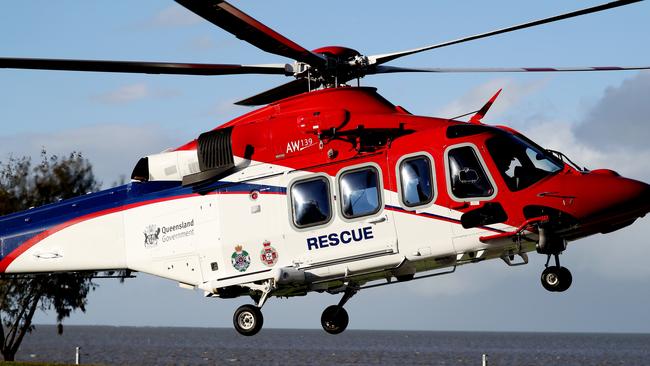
(560, 173), (650, 236)
(594, 177), (650, 226)
(606, 177), (649, 212)
(642, 182), (650, 214)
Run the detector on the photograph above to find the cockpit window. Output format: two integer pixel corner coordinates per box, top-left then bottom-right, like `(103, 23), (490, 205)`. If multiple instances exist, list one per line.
(486, 133), (563, 191)
(447, 146), (495, 199)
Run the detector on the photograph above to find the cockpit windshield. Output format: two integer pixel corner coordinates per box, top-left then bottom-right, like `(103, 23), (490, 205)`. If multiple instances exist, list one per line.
(486, 132), (563, 191)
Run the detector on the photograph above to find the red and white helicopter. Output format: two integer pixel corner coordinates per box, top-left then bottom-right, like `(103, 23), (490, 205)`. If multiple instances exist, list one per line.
(1, 0), (649, 336)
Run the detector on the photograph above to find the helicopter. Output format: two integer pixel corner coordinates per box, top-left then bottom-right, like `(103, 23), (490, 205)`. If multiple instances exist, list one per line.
(0, 0), (649, 336)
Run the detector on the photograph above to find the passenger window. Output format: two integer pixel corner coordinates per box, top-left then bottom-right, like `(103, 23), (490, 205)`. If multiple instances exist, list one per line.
(447, 146), (494, 199)
(291, 177), (332, 228)
(340, 167), (381, 219)
(399, 156), (434, 207)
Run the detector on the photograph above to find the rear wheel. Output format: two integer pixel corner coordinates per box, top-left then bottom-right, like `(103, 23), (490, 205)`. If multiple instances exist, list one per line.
(233, 304), (264, 336)
(321, 305), (349, 335)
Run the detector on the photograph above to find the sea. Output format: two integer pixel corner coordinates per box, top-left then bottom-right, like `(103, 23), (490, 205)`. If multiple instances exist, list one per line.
(14, 326), (650, 366)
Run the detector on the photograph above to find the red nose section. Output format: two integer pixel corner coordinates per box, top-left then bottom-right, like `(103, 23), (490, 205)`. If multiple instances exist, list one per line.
(569, 174), (650, 236)
(613, 178), (650, 214)
(642, 182), (650, 214)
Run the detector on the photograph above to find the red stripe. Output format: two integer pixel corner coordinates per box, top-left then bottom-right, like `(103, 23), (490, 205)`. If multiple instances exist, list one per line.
(385, 206), (503, 234)
(0, 189), (286, 272)
(385, 206), (459, 224)
(0, 193), (195, 272)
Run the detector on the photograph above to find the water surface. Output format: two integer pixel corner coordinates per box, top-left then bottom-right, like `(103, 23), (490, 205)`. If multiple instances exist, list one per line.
(16, 326), (650, 365)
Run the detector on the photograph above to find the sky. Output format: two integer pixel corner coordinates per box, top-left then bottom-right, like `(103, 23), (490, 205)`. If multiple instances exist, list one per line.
(1, 0), (649, 333)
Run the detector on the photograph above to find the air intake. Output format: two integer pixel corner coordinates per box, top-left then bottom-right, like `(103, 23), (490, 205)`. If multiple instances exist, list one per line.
(197, 127), (234, 171)
(183, 127), (236, 187)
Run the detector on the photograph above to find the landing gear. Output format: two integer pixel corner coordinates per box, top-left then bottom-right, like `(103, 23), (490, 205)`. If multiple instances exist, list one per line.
(540, 254), (572, 292)
(232, 280), (274, 336)
(321, 305), (349, 334)
(233, 304), (264, 336)
(321, 286), (357, 335)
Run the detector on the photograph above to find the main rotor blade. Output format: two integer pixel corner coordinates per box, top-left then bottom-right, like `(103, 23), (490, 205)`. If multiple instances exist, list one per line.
(372, 65), (650, 74)
(368, 0), (643, 65)
(175, 0), (326, 66)
(0, 57), (292, 76)
(235, 78), (320, 106)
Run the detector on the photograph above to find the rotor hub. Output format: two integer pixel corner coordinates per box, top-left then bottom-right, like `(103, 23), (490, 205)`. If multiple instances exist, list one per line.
(304, 46), (366, 87)
(312, 46), (361, 60)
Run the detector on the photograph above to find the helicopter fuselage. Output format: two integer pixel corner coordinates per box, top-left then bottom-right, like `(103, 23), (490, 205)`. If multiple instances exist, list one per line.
(2, 0), (650, 338)
(1, 87), (647, 305)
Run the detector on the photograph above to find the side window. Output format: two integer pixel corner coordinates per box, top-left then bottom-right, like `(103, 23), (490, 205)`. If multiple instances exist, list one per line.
(447, 146), (494, 199)
(290, 177), (332, 228)
(339, 167), (381, 219)
(399, 156), (434, 207)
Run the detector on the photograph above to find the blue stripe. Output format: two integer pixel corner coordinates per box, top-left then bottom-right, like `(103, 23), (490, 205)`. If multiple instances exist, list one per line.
(0, 230), (42, 258)
(385, 204), (506, 234)
(0, 179), (287, 259)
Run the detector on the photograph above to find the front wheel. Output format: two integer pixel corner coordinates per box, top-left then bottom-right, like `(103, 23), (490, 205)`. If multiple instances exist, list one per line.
(556, 266), (572, 292)
(541, 266), (572, 292)
(233, 304), (264, 336)
(321, 305), (349, 335)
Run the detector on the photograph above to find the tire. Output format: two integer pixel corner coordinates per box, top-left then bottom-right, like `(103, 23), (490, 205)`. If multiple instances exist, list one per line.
(395, 274), (415, 282)
(556, 266), (573, 292)
(321, 305), (349, 335)
(540, 266), (561, 292)
(233, 304), (264, 336)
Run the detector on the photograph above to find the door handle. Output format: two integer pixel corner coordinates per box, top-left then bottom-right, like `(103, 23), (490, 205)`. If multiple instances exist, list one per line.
(367, 216), (387, 224)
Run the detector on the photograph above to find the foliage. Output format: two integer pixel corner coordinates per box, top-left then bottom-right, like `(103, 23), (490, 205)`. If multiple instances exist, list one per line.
(0, 151), (101, 361)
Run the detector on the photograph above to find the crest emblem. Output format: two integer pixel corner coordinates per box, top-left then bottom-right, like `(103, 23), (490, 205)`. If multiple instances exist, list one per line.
(231, 245), (251, 272)
(143, 225), (161, 248)
(260, 241), (278, 267)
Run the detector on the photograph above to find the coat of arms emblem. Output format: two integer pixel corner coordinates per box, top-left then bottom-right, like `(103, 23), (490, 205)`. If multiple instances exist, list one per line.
(260, 240), (278, 267)
(143, 225), (160, 248)
(231, 245), (250, 272)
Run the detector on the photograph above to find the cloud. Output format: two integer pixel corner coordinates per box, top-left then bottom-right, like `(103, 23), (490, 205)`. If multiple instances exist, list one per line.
(187, 35), (216, 51)
(0, 124), (184, 186)
(436, 78), (548, 121)
(404, 260), (512, 298)
(93, 83), (149, 104)
(574, 72), (650, 151)
(436, 73), (650, 181)
(148, 5), (203, 28)
(521, 72), (650, 181)
(524, 118), (650, 181)
(93, 83), (180, 105)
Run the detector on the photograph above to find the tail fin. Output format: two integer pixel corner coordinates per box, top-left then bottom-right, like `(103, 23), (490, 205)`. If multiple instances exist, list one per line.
(469, 88), (502, 124)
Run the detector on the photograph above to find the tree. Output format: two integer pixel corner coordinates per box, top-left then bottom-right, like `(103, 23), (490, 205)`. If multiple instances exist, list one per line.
(0, 150), (101, 361)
